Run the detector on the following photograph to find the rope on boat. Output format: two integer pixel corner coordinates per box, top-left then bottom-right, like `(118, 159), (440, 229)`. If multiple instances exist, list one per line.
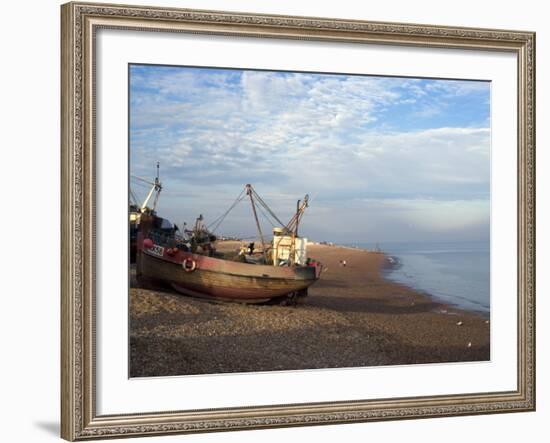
(250, 188), (287, 228)
(131, 175), (156, 186)
(129, 189), (139, 206)
(204, 185), (306, 248)
(255, 201), (277, 228)
(207, 188), (246, 233)
(207, 185), (287, 234)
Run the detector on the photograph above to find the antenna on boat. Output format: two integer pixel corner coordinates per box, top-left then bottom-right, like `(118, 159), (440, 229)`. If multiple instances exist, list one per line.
(246, 184), (268, 263)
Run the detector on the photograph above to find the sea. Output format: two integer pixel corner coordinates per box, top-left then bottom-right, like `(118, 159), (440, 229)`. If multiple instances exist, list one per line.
(347, 241), (490, 316)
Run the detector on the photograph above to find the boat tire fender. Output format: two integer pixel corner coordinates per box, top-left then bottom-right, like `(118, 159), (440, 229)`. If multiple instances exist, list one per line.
(183, 258), (197, 272)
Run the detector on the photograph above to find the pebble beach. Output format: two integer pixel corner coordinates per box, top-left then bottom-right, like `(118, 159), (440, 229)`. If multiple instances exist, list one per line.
(130, 242), (490, 377)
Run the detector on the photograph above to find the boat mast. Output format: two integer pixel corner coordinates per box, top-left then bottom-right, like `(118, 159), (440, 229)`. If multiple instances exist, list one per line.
(295, 199), (301, 237)
(285, 194), (309, 234)
(246, 184), (268, 262)
(135, 162), (162, 212)
(152, 162), (161, 211)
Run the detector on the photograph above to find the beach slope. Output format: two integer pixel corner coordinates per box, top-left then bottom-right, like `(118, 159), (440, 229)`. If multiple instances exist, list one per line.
(130, 243), (490, 377)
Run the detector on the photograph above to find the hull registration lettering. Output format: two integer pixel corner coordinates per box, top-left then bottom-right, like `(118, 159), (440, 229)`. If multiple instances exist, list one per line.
(149, 245), (165, 257)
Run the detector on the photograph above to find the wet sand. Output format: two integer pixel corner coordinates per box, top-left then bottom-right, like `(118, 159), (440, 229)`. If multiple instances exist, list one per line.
(130, 242), (490, 377)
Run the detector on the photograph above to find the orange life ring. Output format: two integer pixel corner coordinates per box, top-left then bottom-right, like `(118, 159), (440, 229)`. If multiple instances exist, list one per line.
(182, 258), (196, 272)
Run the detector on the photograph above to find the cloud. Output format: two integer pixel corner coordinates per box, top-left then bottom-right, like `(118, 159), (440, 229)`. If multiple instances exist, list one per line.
(129, 65), (490, 243)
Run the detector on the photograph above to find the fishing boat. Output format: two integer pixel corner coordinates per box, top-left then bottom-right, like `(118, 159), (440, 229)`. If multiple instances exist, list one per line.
(133, 176), (322, 303)
(129, 163), (163, 263)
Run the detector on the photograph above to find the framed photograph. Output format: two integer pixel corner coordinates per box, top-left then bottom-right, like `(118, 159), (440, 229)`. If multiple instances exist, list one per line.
(61, 1), (535, 440)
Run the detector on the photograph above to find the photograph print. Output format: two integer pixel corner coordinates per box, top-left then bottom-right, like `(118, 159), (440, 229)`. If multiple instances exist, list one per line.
(128, 63), (491, 378)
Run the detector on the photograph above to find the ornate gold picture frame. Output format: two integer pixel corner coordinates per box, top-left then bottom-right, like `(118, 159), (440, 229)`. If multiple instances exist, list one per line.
(61, 2), (535, 440)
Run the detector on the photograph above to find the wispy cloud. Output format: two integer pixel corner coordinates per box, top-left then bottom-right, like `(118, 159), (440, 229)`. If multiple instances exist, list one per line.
(130, 65), (490, 243)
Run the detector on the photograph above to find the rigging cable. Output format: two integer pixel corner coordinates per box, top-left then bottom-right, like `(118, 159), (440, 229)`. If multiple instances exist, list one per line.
(255, 201), (277, 228)
(129, 189), (139, 206)
(207, 188), (246, 233)
(250, 188), (286, 227)
(131, 175), (156, 186)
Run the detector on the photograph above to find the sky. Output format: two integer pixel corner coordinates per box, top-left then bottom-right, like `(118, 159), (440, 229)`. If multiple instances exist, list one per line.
(129, 64), (490, 244)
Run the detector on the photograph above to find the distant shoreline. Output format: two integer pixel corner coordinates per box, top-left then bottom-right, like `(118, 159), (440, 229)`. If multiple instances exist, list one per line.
(308, 240), (489, 317)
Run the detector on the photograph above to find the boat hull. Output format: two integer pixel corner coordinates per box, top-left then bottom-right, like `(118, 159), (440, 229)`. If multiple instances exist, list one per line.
(136, 248), (319, 302)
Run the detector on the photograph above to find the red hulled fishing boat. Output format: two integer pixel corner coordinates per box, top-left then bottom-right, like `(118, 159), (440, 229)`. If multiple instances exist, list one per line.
(132, 174), (322, 303)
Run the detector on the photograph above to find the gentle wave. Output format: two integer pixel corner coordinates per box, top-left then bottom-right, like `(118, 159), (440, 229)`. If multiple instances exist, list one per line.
(350, 241), (490, 316)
